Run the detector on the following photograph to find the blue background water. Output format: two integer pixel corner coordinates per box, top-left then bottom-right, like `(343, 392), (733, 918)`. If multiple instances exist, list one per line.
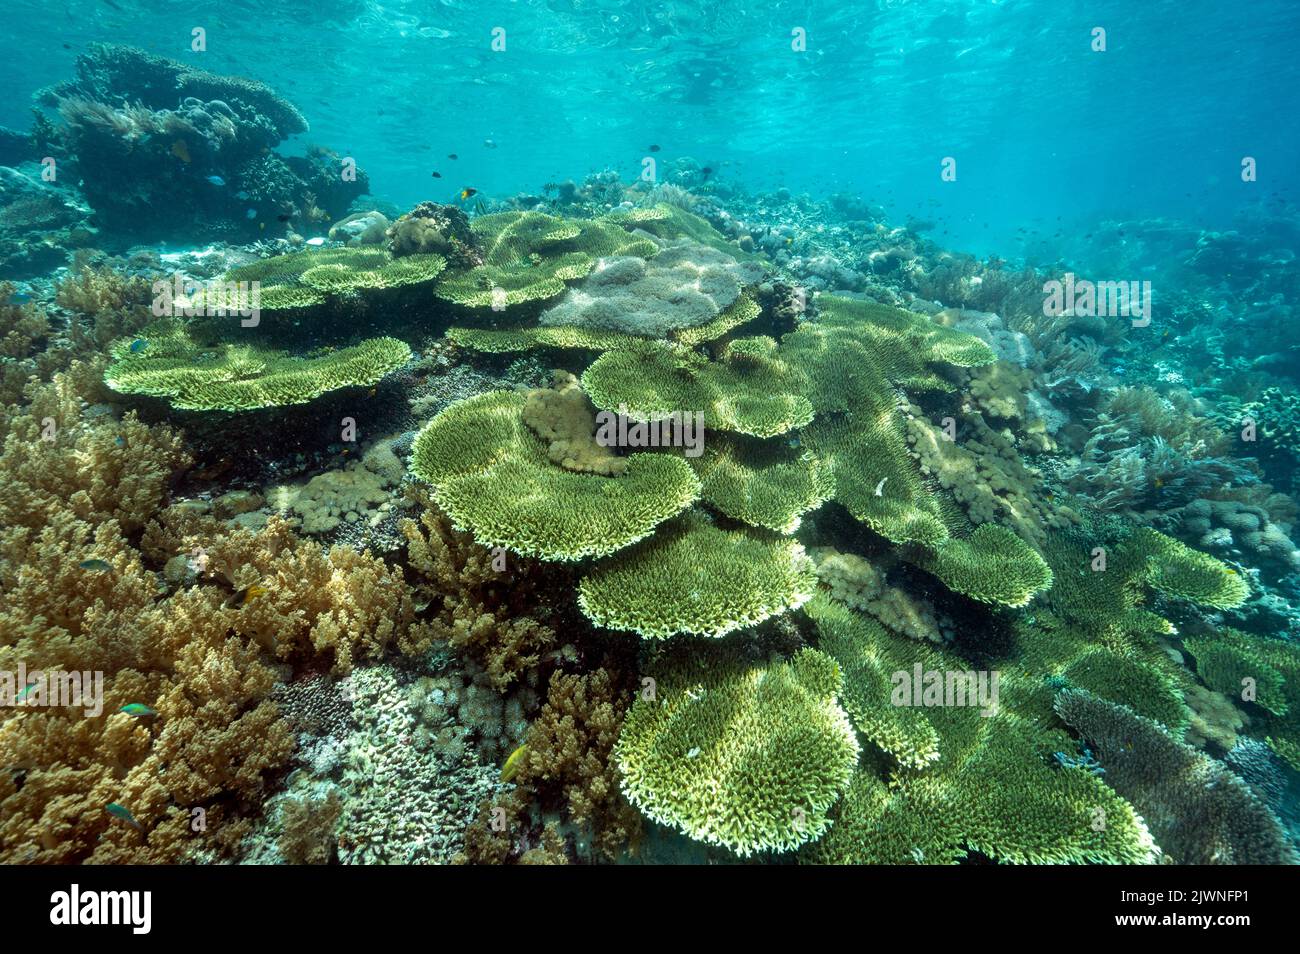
(4, 0), (1297, 258)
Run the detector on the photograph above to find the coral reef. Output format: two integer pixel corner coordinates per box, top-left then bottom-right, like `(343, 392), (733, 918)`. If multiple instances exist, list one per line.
(615, 646), (858, 857)
(1055, 688), (1296, 864)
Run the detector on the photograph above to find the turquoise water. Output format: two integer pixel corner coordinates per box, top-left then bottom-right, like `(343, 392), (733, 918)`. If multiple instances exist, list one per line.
(5, 0), (1297, 256)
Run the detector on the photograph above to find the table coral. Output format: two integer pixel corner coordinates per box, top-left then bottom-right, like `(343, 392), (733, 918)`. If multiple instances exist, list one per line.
(104, 321), (412, 412)
(615, 646), (859, 857)
(409, 389), (699, 561)
(1055, 688), (1296, 864)
(539, 240), (765, 338)
(577, 509), (818, 639)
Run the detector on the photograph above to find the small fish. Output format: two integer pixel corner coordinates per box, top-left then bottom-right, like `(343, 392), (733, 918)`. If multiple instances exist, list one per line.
(106, 803), (142, 831)
(120, 703), (157, 717)
(306, 237), (326, 246)
(128, 338), (148, 353)
(873, 477), (889, 497)
(16, 682), (38, 703)
(114, 436), (126, 448)
(79, 559), (113, 572)
(170, 140), (192, 164)
(7, 291), (31, 305)
(430, 171), (441, 178)
(225, 583), (268, 609)
(204, 175), (226, 187)
(686, 747), (701, 759)
(648, 144), (661, 152)
(700, 167), (713, 179)
(483, 138), (497, 149)
(277, 213), (293, 222)
(460, 187), (477, 201)
(447, 153), (458, 160)
(246, 208), (258, 219)
(501, 743), (528, 782)
(236, 190), (250, 200)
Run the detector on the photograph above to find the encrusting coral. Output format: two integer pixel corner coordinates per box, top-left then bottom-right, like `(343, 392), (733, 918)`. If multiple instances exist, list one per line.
(522, 370), (627, 476)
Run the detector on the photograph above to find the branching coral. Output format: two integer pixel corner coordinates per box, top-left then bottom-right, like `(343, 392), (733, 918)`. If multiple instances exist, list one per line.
(399, 499), (558, 691)
(512, 667), (642, 860)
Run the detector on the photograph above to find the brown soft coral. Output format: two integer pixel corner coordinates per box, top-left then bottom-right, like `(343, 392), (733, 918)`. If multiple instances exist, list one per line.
(0, 369), (189, 533)
(400, 495), (558, 690)
(142, 509), (414, 674)
(278, 791), (342, 864)
(55, 261), (155, 352)
(515, 667), (641, 861)
(523, 370), (627, 476)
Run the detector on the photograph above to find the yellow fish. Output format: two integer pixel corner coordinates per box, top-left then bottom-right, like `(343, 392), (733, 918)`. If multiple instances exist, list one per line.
(501, 743), (528, 782)
(170, 140), (192, 164)
(225, 583), (268, 609)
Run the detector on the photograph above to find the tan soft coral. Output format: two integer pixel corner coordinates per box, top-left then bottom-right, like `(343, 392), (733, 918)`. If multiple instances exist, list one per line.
(142, 509), (413, 674)
(0, 369), (189, 533)
(514, 667), (641, 860)
(55, 261), (155, 352)
(813, 548), (949, 644)
(523, 370), (628, 476)
(0, 424), (297, 863)
(400, 495), (558, 690)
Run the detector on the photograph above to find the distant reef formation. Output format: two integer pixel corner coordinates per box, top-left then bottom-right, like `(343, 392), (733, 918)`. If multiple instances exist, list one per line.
(27, 44), (366, 243)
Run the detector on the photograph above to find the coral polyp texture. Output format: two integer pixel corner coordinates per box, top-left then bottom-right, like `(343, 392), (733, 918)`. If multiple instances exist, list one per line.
(614, 646), (859, 856)
(216, 246), (446, 311)
(408, 389), (699, 560)
(577, 510), (818, 638)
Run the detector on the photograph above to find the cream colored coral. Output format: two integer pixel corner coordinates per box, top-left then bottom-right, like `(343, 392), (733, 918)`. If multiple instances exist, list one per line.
(1183, 683), (1248, 751)
(268, 437), (404, 533)
(523, 370), (627, 476)
(814, 548), (948, 644)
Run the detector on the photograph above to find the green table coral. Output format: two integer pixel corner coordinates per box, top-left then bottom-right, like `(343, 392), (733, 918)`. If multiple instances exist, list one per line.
(104, 320), (411, 411)
(917, 525), (1054, 608)
(803, 595), (1160, 865)
(577, 509), (818, 638)
(408, 389), (699, 561)
(583, 337), (814, 438)
(214, 246), (446, 311)
(688, 434), (834, 534)
(435, 210), (658, 311)
(614, 645), (859, 856)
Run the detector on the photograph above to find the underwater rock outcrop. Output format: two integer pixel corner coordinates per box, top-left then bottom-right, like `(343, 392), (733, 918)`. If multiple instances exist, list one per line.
(34, 44), (364, 241)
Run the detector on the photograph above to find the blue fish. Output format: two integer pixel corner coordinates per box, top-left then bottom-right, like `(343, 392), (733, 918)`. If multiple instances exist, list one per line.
(7, 291), (31, 305)
(128, 338), (148, 353)
(205, 175), (226, 187)
(106, 803), (142, 831)
(245, 208), (258, 219)
(236, 190), (250, 200)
